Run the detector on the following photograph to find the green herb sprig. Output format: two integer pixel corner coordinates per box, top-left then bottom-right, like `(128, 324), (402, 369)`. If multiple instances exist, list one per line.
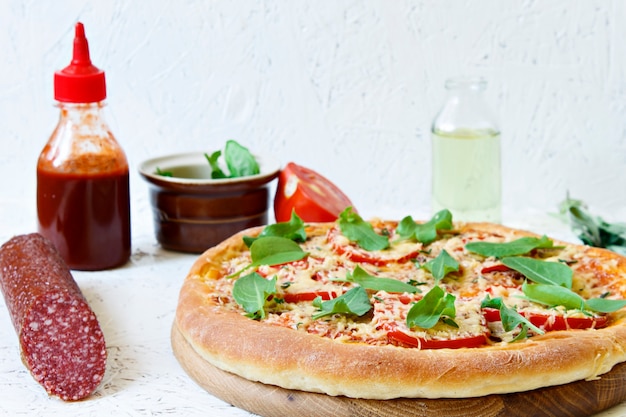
(338, 265), (421, 294)
(501, 256), (626, 314)
(397, 209), (453, 245)
(466, 235), (555, 258)
(522, 282), (626, 313)
(421, 250), (460, 283)
(230, 236), (308, 278)
(559, 195), (626, 256)
(312, 286), (372, 319)
(502, 257), (572, 288)
(338, 207), (389, 251)
(244, 210), (306, 247)
(232, 273), (277, 319)
(406, 286), (457, 329)
(481, 296), (544, 340)
(466, 226), (626, 338)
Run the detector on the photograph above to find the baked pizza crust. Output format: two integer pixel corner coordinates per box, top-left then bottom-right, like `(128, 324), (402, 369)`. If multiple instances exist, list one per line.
(174, 222), (626, 400)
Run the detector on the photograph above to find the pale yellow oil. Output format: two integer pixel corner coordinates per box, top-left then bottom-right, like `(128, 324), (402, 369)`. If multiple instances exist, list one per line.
(431, 128), (501, 223)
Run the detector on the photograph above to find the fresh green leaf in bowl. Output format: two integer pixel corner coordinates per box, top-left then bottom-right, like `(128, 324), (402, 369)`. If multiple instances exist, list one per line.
(205, 150), (228, 179)
(205, 139), (260, 179)
(155, 167), (173, 177)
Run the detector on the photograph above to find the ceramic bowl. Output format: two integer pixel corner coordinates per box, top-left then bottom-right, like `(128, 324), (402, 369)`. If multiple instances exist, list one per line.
(139, 152), (280, 253)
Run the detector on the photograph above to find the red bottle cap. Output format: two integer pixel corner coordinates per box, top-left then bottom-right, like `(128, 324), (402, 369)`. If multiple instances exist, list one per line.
(54, 22), (106, 103)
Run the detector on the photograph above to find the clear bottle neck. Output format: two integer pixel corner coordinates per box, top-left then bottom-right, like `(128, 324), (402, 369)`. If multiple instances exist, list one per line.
(55, 100), (111, 133)
(56, 101), (106, 109)
(433, 77), (499, 135)
(56, 100), (107, 118)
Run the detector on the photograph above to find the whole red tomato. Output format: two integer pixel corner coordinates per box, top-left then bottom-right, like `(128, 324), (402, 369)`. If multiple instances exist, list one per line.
(274, 162), (355, 223)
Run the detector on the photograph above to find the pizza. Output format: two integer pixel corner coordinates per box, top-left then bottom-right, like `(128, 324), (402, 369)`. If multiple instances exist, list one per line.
(172, 208), (626, 400)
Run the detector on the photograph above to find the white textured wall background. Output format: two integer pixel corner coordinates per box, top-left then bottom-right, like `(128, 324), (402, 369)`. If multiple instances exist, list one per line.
(1, 0), (625, 239)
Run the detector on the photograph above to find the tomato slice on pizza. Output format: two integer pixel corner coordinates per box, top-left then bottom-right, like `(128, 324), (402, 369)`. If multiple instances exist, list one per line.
(282, 291), (338, 303)
(387, 330), (489, 349)
(483, 307), (609, 331)
(327, 225), (421, 266)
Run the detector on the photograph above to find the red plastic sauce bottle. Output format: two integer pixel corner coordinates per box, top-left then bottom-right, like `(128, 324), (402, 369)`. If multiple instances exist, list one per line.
(37, 22), (131, 270)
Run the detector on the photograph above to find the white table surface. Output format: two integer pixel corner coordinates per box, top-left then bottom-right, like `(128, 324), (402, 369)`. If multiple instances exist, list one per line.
(1, 206), (625, 417)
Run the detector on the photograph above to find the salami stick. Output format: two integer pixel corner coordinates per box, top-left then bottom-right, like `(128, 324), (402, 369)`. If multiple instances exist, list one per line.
(0, 233), (107, 401)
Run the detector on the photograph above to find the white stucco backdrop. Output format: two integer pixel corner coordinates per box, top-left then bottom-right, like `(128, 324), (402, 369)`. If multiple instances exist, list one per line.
(1, 0), (625, 244)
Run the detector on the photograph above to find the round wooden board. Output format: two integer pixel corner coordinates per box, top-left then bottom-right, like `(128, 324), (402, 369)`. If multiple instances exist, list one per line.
(172, 323), (626, 417)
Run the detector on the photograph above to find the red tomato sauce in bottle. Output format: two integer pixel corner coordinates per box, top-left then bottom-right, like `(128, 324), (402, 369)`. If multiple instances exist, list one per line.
(37, 23), (131, 270)
(37, 167), (130, 270)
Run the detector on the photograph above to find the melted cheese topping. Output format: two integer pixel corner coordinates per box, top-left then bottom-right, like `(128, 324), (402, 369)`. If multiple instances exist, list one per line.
(205, 224), (626, 349)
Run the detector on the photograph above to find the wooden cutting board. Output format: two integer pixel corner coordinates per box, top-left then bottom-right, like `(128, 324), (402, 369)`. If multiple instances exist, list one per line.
(171, 323), (626, 417)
